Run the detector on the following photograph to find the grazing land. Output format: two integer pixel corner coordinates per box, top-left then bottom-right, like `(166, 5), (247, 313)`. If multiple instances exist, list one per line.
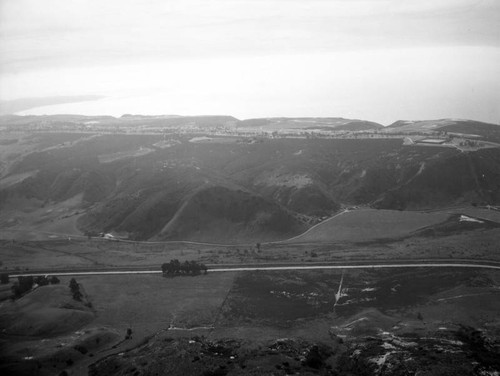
(2, 268), (500, 376)
(80, 269), (500, 375)
(284, 209), (450, 243)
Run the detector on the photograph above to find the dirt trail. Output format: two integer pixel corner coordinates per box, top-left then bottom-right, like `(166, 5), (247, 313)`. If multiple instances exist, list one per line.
(272, 209), (351, 244)
(334, 270), (345, 307)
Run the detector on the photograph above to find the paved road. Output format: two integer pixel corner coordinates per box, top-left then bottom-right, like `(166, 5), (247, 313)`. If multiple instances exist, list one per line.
(9, 259), (500, 278)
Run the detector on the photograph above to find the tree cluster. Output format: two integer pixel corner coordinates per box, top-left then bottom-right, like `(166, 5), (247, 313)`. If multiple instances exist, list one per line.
(161, 259), (207, 277)
(35, 275), (60, 286)
(11, 276), (34, 298)
(10, 275), (60, 299)
(69, 278), (82, 301)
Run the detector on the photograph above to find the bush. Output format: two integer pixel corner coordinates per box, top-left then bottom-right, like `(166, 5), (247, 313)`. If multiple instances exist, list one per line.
(0, 273), (9, 284)
(11, 276), (34, 299)
(304, 345), (324, 369)
(72, 290), (82, 301)
(74, 345), (88, 355)
(34, 276), (49, 286)
(19, 276), (33, 293)
(69, 278), (83, 301)
(69, 278), (79, 291)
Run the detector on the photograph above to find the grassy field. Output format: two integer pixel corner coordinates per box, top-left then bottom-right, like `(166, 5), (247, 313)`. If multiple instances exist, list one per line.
(286, 209), (450, 243)
(2, 268), (500, 375)
(0, 272), (237, 376)
(78, 272), (236, 334)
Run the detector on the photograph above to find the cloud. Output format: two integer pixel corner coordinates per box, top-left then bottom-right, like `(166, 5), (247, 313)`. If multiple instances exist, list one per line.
(7, 46), (500, 125)
(0, 0), (498, 74)
(0, 0), (498, 124)
(0, 95), (105, 114)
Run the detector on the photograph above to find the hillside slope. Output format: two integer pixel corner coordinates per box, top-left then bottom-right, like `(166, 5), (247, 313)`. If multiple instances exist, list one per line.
(1, 131), (499, 241)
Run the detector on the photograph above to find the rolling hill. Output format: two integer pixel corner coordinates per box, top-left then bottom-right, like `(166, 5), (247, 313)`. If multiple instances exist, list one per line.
(1, 116), (499, 242)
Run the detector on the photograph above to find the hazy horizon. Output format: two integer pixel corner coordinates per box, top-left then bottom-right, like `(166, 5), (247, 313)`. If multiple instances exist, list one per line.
(1, 0), (499, 125)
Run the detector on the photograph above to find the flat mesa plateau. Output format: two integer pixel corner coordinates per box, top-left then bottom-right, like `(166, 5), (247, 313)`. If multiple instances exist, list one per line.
(0, 115), (500, 375)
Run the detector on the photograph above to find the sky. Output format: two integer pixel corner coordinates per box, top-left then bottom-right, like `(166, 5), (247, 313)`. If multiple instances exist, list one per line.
(0, 0), (499, 124)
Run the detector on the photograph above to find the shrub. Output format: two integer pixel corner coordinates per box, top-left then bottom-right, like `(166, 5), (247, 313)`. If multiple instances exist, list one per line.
(0, 273), (9, 284)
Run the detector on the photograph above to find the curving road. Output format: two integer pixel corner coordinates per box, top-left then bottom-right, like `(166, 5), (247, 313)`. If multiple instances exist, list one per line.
(4, 204), (498, 246)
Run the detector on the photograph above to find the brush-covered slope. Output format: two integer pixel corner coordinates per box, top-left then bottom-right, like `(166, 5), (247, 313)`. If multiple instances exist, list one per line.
(373, 147), (500, 209)
(1, 133), (500, 241)
(157, 186), (305, 242)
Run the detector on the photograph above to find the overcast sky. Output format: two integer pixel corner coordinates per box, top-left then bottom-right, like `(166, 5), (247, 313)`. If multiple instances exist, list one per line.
(0, 0), (499, 124)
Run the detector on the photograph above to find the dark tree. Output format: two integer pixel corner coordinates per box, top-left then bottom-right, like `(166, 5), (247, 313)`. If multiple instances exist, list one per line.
(125, 328), (133, 339)
(11, 283), (21, 298)
(35, 276), (49, 286)
(172, 259), (181, 274)
(72, 289), (83, 301)
(0, 273), (9, 284)
(49, 276), (60, 284)
(18, 276), (34, 293)
(69, 278), (83, 301)
(69, 278), (79, 292)
(11, 276), (34, 298)
(161, 262), (170, 275)
(190, 261), (201, 276)
(201, 263), (208, 275)
(181, 260), (191, 274)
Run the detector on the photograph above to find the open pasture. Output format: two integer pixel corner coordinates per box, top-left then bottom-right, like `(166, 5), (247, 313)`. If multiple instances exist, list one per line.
(77, 272), (237, 335)
(286, 209), (450, 243)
